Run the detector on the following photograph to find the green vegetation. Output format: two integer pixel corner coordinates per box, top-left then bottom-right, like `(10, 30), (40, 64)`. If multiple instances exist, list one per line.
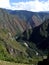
(0, 60), (30, 65)
(0, 29), (27, 63)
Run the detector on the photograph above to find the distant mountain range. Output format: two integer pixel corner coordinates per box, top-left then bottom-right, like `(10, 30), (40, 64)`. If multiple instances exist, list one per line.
(0, 8), (49, 64)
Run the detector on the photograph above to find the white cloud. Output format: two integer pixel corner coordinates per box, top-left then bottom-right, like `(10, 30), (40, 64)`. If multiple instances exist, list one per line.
(0, 0), (49, 12)
(11, 0), (49, 12)
(0, 0), (11, 9)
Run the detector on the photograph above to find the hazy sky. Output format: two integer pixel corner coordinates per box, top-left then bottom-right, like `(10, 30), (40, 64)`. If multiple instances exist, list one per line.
(0, 0), (49, 12)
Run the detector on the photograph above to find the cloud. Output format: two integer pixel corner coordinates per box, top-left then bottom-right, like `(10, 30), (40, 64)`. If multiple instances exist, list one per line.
(0, 0), (11, 9)
(11, 0), (49, 12)
(0, 0), (49, 12)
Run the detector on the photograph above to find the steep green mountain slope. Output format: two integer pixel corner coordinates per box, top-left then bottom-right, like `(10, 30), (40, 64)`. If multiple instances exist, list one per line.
(0, 8), (49, 64)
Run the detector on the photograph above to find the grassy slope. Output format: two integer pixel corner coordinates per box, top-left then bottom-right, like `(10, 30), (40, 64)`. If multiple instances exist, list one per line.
(0, 60), (29, 65)
(0, 28), (26, 52)
(0, 28), (43, 65)
(0, 28), (28, 62)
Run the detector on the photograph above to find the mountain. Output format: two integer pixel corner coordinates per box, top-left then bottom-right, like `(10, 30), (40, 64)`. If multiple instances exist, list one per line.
(0, 8), (49, 64)
(29, 19), (49, 51)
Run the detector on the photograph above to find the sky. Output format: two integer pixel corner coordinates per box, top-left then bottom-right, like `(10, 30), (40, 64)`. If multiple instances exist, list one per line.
(0, 0), (49, 12)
